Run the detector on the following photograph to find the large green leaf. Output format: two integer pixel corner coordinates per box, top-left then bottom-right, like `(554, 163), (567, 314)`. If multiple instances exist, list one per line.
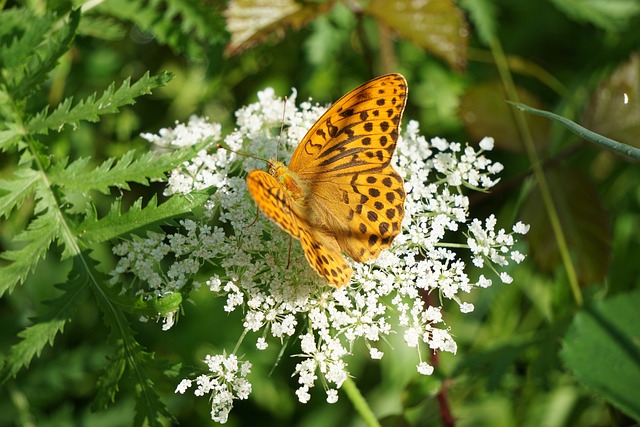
(520, 167), (611, 285)
(561, 289), (640, 421)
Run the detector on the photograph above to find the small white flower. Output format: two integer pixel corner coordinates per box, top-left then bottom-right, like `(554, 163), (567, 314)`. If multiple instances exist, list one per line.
(460, 302), (475, 313)
(513, 221), (530, 234)
(417, 362), (434, 375)
(479, 136), (494, 150)
(116, 86), (529, 421)
(369, 348), (384, 359)
(500, 272), (513, 284)
(175, 379), (192, 394)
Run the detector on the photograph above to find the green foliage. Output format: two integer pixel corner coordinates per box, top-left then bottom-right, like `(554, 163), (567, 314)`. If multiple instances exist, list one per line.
(562, 289), (640, 420)
(1, 0), (640, 426)
(0, 4), (206, 426)
(91, 0), (228, 61)
(548, 0), (640, 32)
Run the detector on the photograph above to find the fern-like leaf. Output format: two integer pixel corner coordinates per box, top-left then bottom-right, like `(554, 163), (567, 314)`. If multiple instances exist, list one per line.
(0, 264), (88, 381)
(0, 204), (59, 296)
(51, 143), (197, 194)
(0, 9), (55, 71)
(92, 280), (172, 426)
(8, 9), (80, 99)
(96, 0), (226, 60)
(79, 192), (209, 247)
(27, 72), (174, 135)
(0, 168), (39, 218)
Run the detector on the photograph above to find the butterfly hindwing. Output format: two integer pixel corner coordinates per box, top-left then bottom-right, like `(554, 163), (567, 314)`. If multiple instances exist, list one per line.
(247, 169), (353, 287)
(298, 227), (353, 287)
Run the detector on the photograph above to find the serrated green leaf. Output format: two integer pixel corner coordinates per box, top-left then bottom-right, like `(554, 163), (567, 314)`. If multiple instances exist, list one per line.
(548, 0), (640, 32)
(26, 72), (174, 135)
(520, 167), (611, 285)
(97, 0), (227, 61)
(9, 9), (80, 99)
(91, 281), (173, 425)
(0, 265), (88, 381)
(367, 0), (468, 71)
(0, 9), (54, 71)
(0, 127), (24, 152)
(0, 209), (60, 296)
(561, 289), (640, 420)
(78, 192), (209, 246)
(93, 340), (127, 409)
(52, 148), (172, 193)
(0, 168), (39, 218)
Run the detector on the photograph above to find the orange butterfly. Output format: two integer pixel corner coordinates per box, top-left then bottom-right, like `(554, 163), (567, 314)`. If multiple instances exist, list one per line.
(247, 74), (407, 287)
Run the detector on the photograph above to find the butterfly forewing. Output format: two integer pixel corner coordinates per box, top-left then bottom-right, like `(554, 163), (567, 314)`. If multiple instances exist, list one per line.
(289, 73), (407, 175)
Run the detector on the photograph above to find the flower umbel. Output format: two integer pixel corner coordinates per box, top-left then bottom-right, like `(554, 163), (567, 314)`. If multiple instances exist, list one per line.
(111, 88), (528, 422)
(175, 353), (252, 423)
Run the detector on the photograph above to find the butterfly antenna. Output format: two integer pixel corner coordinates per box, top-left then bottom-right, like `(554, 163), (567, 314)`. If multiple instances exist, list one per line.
(216, 143), (268, 163)
(276, 96), (288, 161)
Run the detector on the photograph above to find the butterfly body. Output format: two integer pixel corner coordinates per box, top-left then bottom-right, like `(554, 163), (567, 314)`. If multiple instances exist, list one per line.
(247, 74), (408, 287)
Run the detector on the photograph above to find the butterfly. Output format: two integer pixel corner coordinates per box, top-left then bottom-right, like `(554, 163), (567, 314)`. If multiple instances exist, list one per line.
(247, 74), (407, 287)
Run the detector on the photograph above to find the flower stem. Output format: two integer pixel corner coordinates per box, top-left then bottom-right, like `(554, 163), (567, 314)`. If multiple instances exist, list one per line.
(342, 376), (382, 427)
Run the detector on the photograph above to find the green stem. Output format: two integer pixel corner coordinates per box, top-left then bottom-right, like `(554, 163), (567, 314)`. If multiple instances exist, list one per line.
(489, 36), (583, 306)
(342, 376), (381, 427)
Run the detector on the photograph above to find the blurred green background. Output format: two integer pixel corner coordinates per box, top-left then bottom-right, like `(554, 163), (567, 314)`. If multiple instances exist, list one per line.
(1, 0), (640, 426)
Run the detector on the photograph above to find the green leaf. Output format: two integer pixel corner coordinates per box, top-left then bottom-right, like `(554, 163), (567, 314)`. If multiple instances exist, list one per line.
(0, 168), (39, 218)
(78, 192), (209, 246)
(561, 289), (640, 421)
(0, 266), (88, 381)
(510, 101), (640, 160)
(9, 9), (80, 99)
(0, 127), (24, 152)
(97, 0), (227, 60)
(548, 0), (640, 32)
(367, 0), (468, 71)
(51, 145), (197, 194)
(0, 9), (54, 71)
(520, 167), (611, 285)
(91, 282), (173, 425)
(0, 208), (60, 296)
(26, 72), (174, 135)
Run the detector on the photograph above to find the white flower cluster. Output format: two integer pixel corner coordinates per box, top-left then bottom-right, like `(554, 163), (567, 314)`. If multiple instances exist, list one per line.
(111, 87), (528, 423)
(175, 353), (252, 423)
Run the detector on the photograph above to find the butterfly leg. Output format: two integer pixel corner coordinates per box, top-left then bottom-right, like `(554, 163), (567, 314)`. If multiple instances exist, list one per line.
(248, 205), (260, 227)
(285, 235), (293, 269)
